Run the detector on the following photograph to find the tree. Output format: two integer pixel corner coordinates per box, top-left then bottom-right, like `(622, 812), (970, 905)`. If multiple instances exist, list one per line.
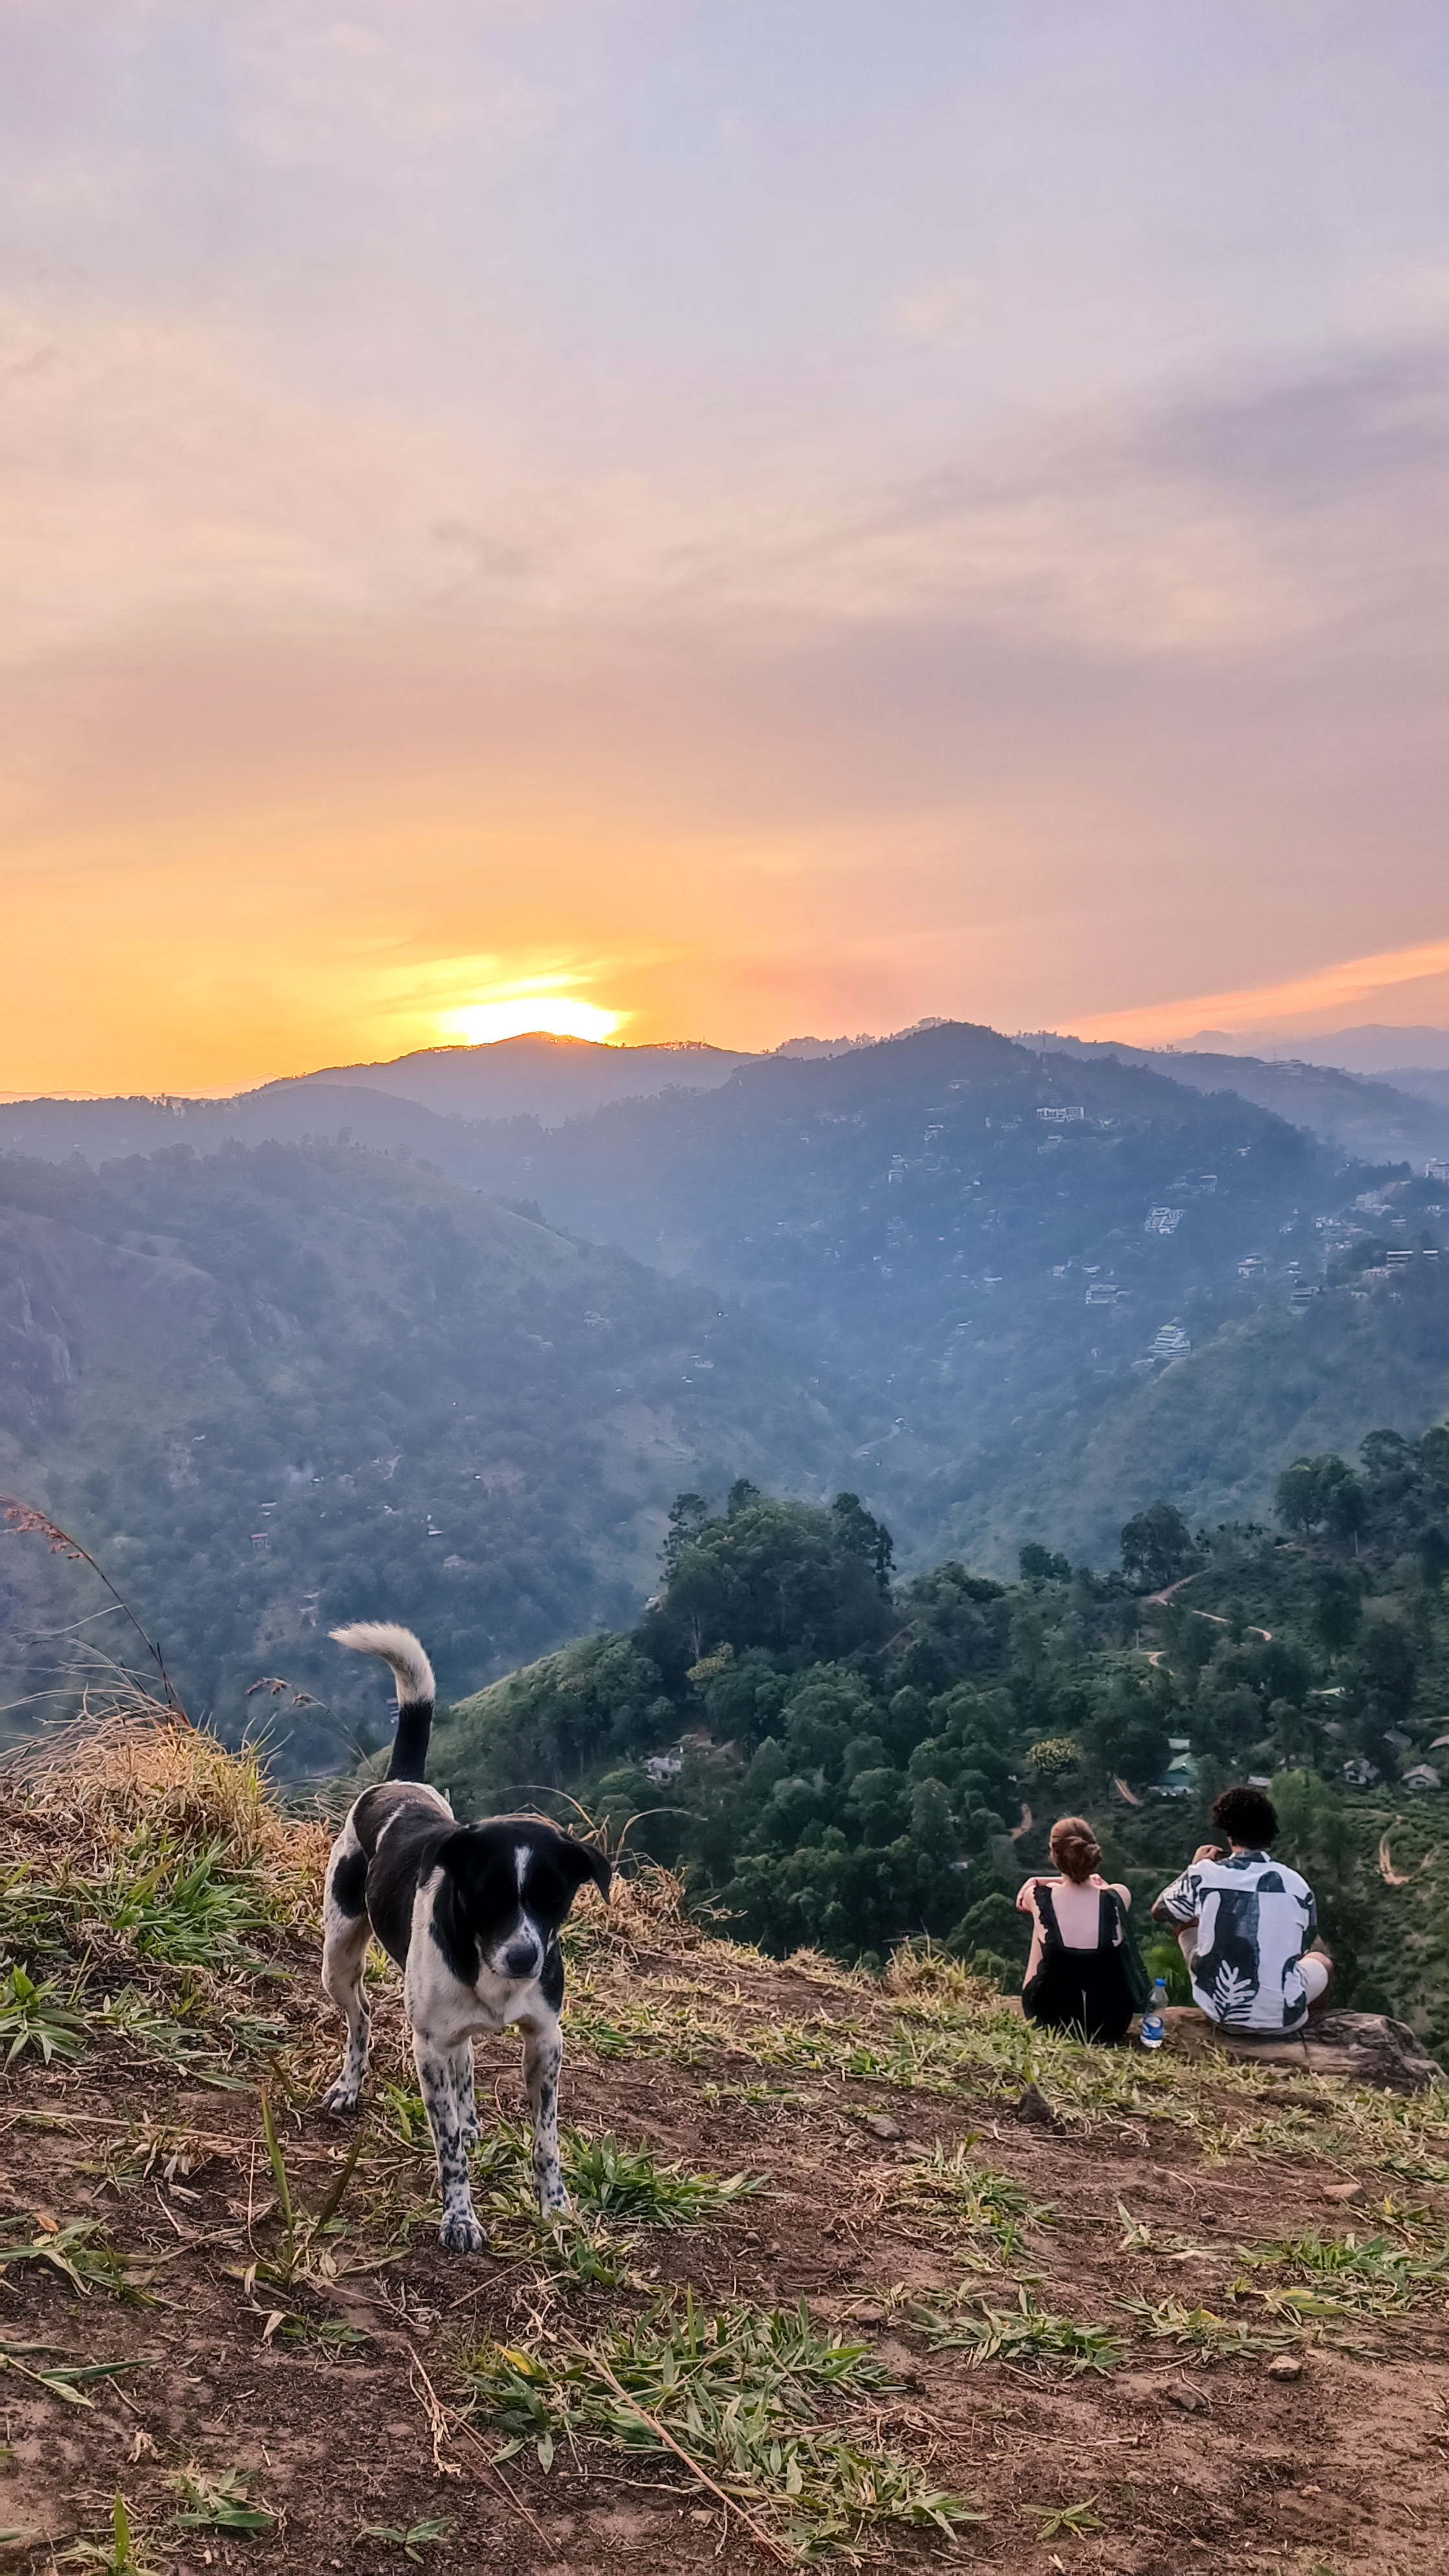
(663, 1492), (711, 1579)
(1418, 1526), (1449, 1588)
(1274, 1454), (1366, 1542)
(1026, 1735), (1080, 1779)
(1019, 1544), (1071, 1585)
(1120, 1500), (1195, 1592)
(1313, 1566), (1363, 1654)
(639, 1492), (895, 1674)
(830, 1491), (896, 1594)
(1355, 1616), (1417, 1726)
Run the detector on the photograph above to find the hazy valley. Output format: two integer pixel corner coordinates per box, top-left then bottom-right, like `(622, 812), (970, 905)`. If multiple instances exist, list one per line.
(5, 1021), (1449, 1757)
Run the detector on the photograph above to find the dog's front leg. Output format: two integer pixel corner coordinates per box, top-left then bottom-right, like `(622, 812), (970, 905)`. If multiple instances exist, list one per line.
(451, 2038), (480, 2153)
(521, 2015), (567, 2216)
(415, 2030), (486, 2253)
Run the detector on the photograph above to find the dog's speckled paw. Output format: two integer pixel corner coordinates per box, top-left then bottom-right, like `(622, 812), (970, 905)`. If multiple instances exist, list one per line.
(439, 2209), (488, 2255)
(321, 2083), (360, 2118)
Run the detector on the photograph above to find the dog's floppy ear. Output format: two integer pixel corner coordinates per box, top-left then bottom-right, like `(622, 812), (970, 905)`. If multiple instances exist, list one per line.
(550, 1829), (611, 1904)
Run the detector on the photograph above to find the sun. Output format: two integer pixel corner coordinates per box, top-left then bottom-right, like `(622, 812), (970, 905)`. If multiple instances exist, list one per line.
(438, 997), (624, 1046)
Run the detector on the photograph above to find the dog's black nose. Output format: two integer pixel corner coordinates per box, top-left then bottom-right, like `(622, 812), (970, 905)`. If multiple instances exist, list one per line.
(501, 1942), (539, 1978)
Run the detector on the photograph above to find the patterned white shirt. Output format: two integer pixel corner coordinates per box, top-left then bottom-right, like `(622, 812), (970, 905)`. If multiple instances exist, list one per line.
(1156, 1848), (1319, 2033)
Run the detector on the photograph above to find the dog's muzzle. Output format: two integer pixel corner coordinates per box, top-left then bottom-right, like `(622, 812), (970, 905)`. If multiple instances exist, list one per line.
(495, 1936), (543, 1980)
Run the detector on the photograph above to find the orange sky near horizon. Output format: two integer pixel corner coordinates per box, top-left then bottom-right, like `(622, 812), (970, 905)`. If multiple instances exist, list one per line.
(5, 7), (1449, 1098)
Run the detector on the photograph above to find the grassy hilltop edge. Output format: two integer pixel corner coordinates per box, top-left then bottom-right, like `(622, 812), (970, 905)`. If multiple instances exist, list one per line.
(3, 1705), (1449, 2573)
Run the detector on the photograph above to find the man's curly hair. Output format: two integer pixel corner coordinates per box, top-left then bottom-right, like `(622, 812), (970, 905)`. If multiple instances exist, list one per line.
(1211, 1783), (1278, 1847)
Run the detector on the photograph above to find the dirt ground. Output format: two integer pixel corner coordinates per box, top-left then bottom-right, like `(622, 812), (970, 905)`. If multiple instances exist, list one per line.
(5, 1879), (1448, 2576)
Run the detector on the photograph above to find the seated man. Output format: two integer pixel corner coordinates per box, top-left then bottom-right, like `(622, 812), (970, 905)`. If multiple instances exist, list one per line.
(1152, 1783), (1332, 2034)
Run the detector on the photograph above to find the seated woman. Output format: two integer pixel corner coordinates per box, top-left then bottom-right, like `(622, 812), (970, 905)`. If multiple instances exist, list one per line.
(1017, 1816), (1138, 2043)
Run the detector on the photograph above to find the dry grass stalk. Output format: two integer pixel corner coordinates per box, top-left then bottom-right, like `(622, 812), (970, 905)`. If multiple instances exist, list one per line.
(583, 1858), (698, 1956)
(1, 1496), (181, 1710)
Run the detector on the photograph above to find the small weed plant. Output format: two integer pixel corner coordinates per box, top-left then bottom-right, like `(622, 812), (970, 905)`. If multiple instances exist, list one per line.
(472, 2120), (758, 2227)
(1234, 2226), (1449, 2316)
(0, 2341), (156, 2409)
(0, 1963), (87, 2068)
(241, 2088), (365, 2286)
(97, 1830), (276, 1966)
(361, 2521), (450, 2563)
(891, 2140), (1051, 2262)
(58, 2495), (160, 2575)
(168, 2466), (279, 2534)
(1117, 2299), (1297, 2362)
(915, 2285), (1122, 2373)
(0, 2216), (151, 2303)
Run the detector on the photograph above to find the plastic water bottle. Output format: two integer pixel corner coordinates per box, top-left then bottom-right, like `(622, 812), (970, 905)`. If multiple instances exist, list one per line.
(1139, 1979), (1169, 2050)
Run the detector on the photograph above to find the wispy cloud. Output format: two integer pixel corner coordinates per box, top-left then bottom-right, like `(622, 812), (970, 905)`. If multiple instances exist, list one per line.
(1074, 935), (1449, 1048)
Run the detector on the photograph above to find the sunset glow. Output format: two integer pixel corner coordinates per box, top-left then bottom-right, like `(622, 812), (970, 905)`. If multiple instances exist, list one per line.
(438, 998), (625, 1048)
(4, 9), (1449, 1096)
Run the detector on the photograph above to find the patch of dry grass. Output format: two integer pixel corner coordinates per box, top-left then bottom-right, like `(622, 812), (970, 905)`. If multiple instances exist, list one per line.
(4, 1687), (330, 1909)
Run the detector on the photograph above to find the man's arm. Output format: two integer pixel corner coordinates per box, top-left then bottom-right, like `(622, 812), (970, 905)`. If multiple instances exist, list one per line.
(1152, 1859), (1207, 1926)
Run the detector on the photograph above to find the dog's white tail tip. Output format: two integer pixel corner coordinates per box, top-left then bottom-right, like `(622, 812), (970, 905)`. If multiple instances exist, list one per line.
(330, 1621), (436, 1707)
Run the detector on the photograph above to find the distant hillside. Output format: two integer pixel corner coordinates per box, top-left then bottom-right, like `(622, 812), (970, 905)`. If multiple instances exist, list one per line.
(0, 1080), (470, 1170)
(0, 1034), (760, 1161)
(303, 1031), (759, 1121)
(0, 1143), (867, 1757)
(1037, 1033), (1449, 1169)
(6, 1024), (1449, 1673)
(1383, 1064), (1449, 1115)
(1246, 1023), (1449, 1076)
(407, 1021), (1449, 1564)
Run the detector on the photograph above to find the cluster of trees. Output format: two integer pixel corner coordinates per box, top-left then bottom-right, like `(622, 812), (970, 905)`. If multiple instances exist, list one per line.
(434, 1434), (1449, 2037)
(1276, 1431), (1449, 1579)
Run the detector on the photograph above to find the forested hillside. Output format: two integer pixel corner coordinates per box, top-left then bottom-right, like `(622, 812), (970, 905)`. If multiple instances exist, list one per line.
(5, 1025), (1449, 1758)
(1039, 1032), (1449, 1169)
(0, 1143), (867, 1755)
(412, 1022), (1449, 1563)
(432, 1437), (1449, 2050)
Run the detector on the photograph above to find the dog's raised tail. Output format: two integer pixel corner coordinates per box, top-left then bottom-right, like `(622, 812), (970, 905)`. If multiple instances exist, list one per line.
(331, 1622), (435, 1781)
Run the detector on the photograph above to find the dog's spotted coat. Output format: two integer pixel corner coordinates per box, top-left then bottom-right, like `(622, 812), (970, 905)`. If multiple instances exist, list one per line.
(320, 1624), (608, 2251)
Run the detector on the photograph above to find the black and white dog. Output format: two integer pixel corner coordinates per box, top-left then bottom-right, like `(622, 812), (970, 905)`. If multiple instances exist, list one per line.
(319, 1622), (609, 2252)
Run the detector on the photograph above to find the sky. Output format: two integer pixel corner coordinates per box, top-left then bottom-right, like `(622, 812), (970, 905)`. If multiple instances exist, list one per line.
(4, 1), (1449, 1095)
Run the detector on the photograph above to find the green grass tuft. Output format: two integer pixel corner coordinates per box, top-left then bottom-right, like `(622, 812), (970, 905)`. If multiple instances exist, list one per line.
(472, 2121), (759, 2227)
(463, 2294), (982, 2556)
(0, 1963), (87, 2068)
(914, 2285), (1122, 2372)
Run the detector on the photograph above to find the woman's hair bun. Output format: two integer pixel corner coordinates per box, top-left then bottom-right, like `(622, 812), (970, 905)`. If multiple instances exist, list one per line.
(1048, 1814), (1102, 1883)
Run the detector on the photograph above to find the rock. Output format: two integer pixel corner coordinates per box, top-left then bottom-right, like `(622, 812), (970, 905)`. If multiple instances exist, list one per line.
(1011, 2083), (1059, 2127)
(1166, 2381), (1208, 2412)
(1298, 2012), (1443, 2095)
(1158, 2005), (1443, 2094)
(1265, 2352), (1304, 2381)
(1322, 2179), (1364, 2204)
(862, 2112), (902, 2140)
